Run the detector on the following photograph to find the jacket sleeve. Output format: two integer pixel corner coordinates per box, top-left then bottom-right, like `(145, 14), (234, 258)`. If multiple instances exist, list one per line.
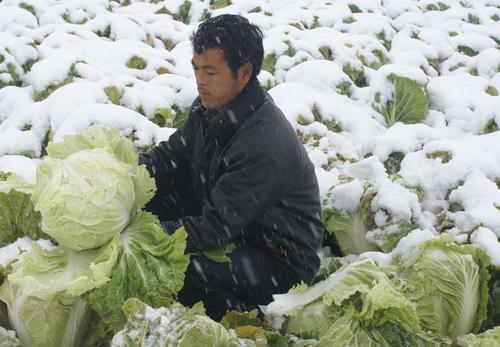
(181, 146), (283, 252)
(139, 115), (194, 221)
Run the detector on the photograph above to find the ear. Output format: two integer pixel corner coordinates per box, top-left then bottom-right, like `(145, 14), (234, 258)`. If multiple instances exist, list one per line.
(238, 62), (253, 84)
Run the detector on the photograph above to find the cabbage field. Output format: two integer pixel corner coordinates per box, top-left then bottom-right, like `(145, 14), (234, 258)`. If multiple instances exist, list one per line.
(0, 0), (500, 346)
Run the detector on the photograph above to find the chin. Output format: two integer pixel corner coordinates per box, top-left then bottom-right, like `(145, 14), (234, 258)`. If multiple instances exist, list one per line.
(201, 101), (212, 109)
(201, 99), (217, 110)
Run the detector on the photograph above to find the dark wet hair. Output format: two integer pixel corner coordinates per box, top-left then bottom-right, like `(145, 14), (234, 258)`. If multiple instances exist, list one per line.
(191, 14), (264, 81)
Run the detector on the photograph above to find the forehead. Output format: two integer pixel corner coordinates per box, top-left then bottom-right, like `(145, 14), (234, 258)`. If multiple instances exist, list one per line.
(192, 47), (228, 66)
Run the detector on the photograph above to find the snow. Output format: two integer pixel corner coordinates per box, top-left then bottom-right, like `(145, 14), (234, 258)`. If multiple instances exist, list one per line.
(371, 179), (421, 222)
(0, 237), (54, 267)
(358, 251), (392, 267)
(471, 227), (500, 266)
(285, 60), (351, 94)
(360, 123), (442, 160)
(0, 155), (39, 182)
(400, 132), (500, 213)
(391, 228), (438, 266)
(448, 172), (500, 233)
(325, 179), (364, 212)
(345, 156), (387, 181)
(369, 63), (429, 105)
(0, 0), (499, 331)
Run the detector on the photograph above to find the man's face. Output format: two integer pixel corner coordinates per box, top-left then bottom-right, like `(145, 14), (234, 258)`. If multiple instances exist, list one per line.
(191, 47), (250, 112)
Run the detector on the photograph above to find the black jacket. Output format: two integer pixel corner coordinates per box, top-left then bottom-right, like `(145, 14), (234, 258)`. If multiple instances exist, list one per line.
(139, 79), (324, 281)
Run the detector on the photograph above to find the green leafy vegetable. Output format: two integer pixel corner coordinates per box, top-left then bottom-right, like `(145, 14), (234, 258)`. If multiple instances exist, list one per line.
(322, 189), (380, 255)
(110, 298), (255, 347)
(374, 75), (429, 127)
(455, 326), (500, 347)
(126, 56), (147, 70)
(33, 62), (81, 101)
(394, 234), (490, 339)
(210, 0), (232, 10)
(46, 125), (139, 166)
(0, 238), (120, 347)
(88, 212), (189, 331)
(425, 150), (452, 163)
(0, 174), (42, 247)
(0, 326), (20, 347)
(104, 86), (121, 105)
(32, 127), (156, 251)
(264, 259), (446, 346)
(383, 152), (405, 176)
(32, 149), (142, 250)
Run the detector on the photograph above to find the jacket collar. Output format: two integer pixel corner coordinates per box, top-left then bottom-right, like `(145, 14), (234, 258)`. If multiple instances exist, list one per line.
(202, 78), (266, 145)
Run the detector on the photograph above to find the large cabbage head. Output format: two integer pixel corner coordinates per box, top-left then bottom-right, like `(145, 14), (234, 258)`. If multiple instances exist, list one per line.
(394, 234), (490, 339)
(33, 148), (142, 251)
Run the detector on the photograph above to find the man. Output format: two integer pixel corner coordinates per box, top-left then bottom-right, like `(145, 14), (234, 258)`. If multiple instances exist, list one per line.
(139, 14), (325, 320)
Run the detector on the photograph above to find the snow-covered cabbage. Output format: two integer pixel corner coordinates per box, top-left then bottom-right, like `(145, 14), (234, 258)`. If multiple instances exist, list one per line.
(322, 179), (425, 255)
(322, 180), (380, 255)
(0, 200), (189, 347)
(372, 71), (429, 127)
(0, 326), (19, 347)
(111, 298), (255, 347)
(0, 237), (120, 347)
(0, 173), (35, 195)
(394, 234), (490, 339)
(0, 125), (190, 346)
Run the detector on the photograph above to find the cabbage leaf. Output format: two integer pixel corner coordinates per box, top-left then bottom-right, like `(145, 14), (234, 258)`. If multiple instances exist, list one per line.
(263, 260), (443, 346)
(455, 326), (500, 347)
(88, 212), (189, 331)
(394, 234), (490, 339)
(0, 237), (120, 347)
(110, 298), (255, 347)
(32, 148), (154, 251)
(46, 125), (139, 167)
(0, 326), (20, 347)
(322, 191), (380, 255)
(373, 75), (429, 127)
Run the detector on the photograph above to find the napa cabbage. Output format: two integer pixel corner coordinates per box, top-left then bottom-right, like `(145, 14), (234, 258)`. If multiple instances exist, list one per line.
(321, 180), (380, 255)
(46, 125), (139, 167)
(0, 326), (20, 347)
(393, 234), (490, 339)
(31, 125), (155, 251)
(0, 173), (43, 247)
(322, 179), (425, 255)
(32, 149), (138, 250)
(263, 259), (448, 346)
(0, 126), (190, 346)
(455, 326), (500, 347)
(373, 74), (429, 127)
(111, 298), (256, 347)
(88, 212), (189, 331)
(0, 237), (120, 347)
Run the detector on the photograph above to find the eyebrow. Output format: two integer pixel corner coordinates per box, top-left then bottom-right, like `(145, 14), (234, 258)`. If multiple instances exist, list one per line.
(191, 59), (217, 70)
